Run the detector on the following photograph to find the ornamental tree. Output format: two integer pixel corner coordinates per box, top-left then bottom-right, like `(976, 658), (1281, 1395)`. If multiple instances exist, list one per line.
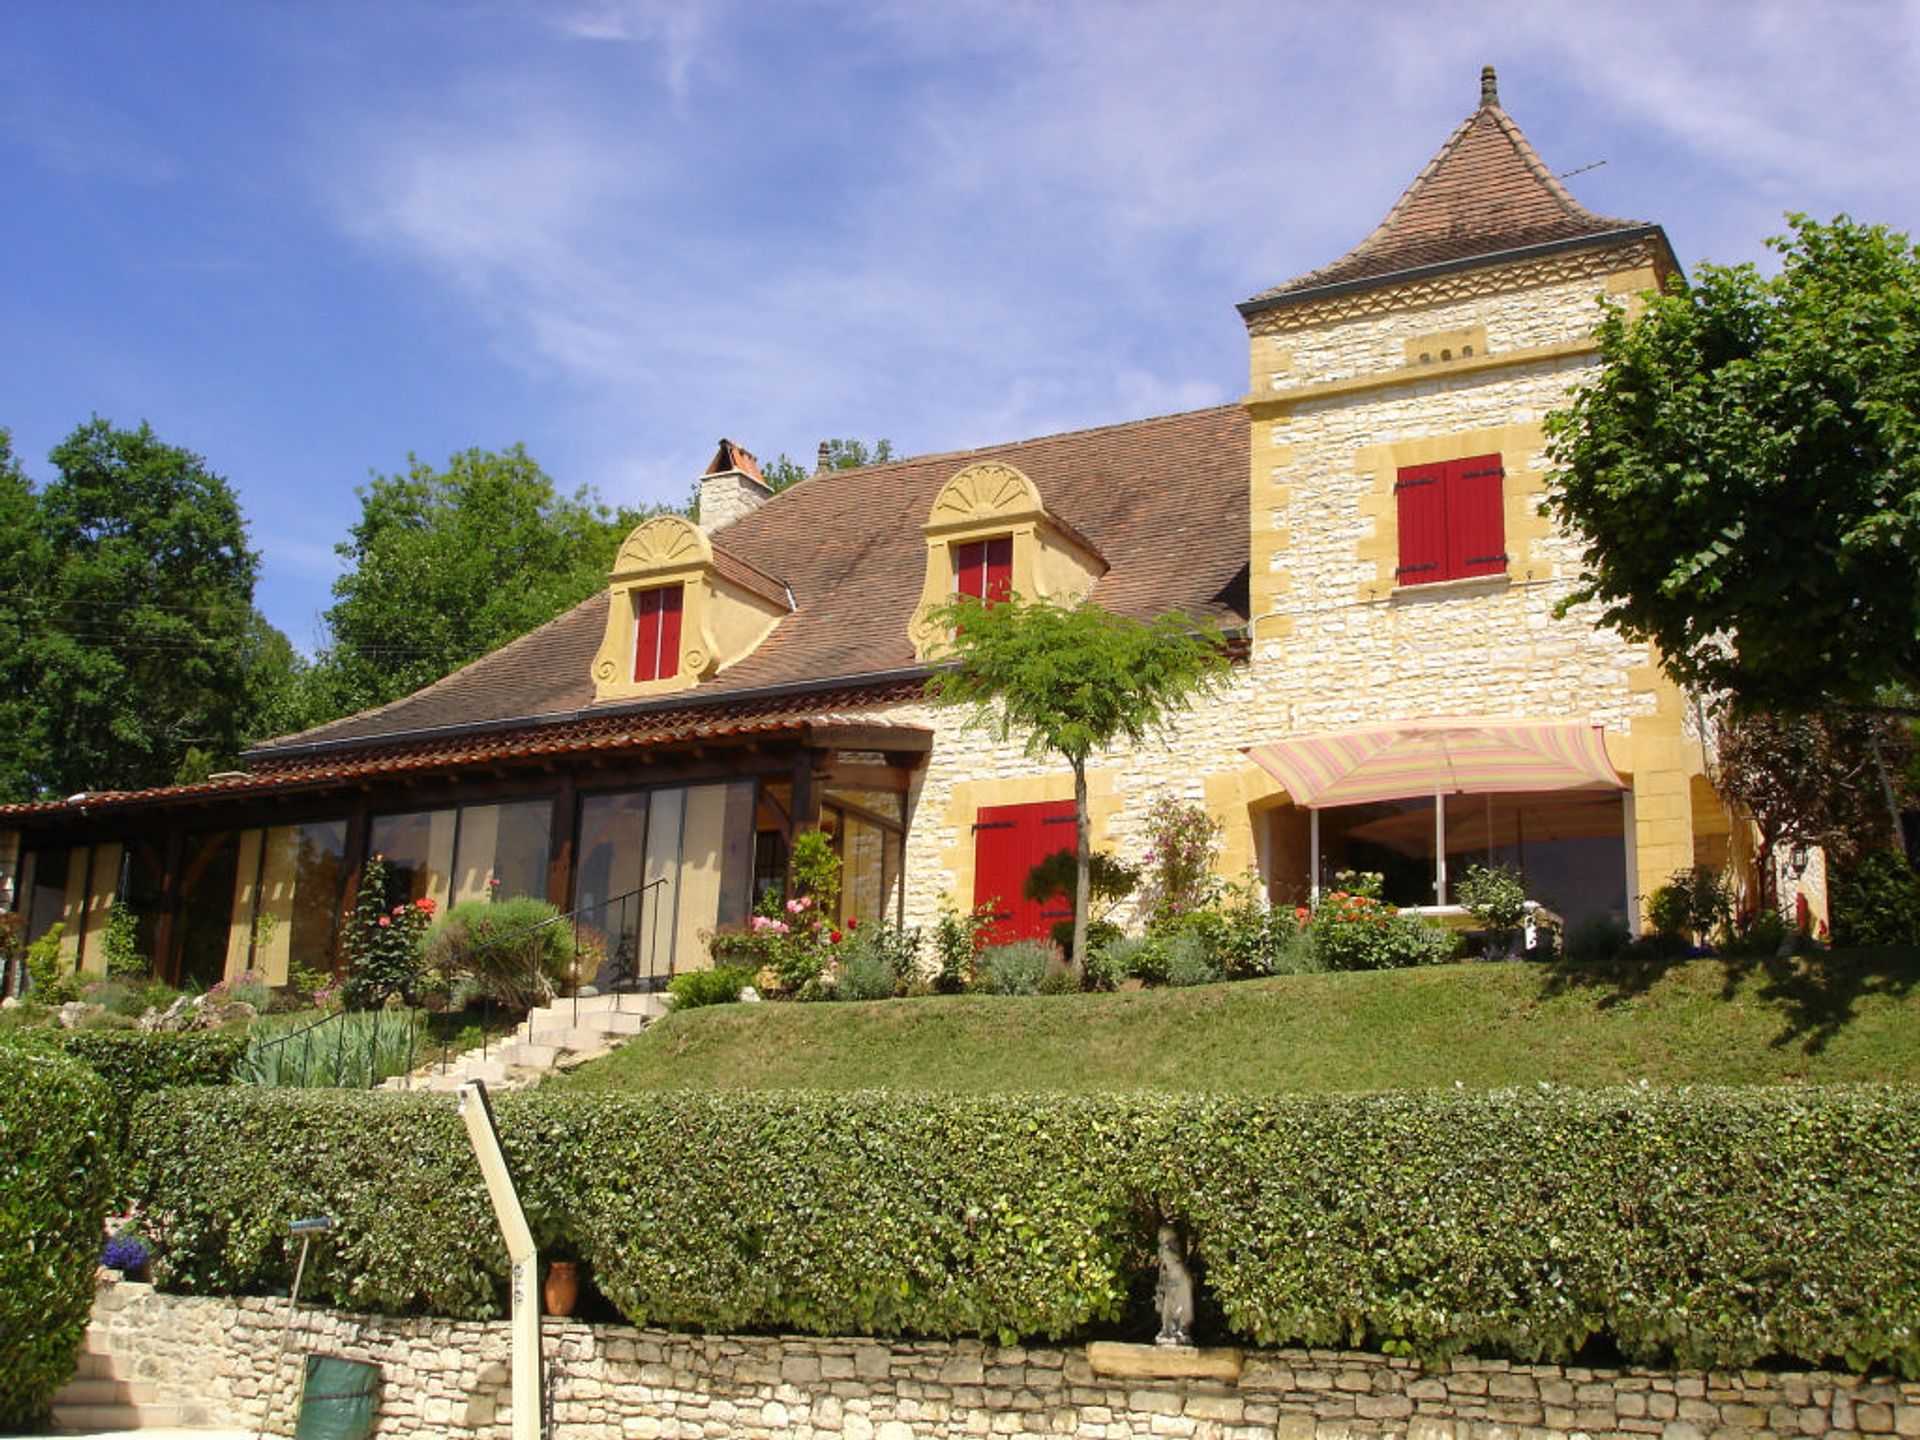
(926, 595), (1228, 965)
(1543, 215), (1920, 711)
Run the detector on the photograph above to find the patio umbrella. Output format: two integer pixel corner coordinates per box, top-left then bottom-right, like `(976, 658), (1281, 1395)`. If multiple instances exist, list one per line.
(1245, 718), (1622, 808)
(1245, 719), (1624, 903)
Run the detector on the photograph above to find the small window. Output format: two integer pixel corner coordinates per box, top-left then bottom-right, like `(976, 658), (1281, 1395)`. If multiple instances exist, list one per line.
(954, 536), (1013, 604)
(1394, 454), (1507, 586)
(633, 585), (683, 681)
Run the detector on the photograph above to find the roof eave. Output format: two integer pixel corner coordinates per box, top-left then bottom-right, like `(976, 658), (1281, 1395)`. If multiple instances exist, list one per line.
(1237, 224), (1674, 320)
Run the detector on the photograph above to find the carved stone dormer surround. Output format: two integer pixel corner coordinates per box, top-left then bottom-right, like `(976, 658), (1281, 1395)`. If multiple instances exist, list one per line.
(590, 514), (790, 702)
(908, 461), (1106, 659)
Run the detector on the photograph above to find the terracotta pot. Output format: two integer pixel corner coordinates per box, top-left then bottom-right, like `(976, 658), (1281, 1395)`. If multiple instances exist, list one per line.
(542, 1260), (579, 1317)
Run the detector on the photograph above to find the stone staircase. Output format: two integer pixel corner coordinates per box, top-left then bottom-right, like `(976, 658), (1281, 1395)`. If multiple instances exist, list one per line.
(50, 1283), (188, 1432)
(383, 991), (668, 1092)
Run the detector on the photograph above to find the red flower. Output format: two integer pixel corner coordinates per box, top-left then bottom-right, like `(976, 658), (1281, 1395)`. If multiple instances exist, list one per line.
(846, 916), (859, 930)
(1294, 906), (1310, 922)
(415, 897), (436, 914)
(829, 929), (844, 944)
(392, 903), (407, 916)
(377, 916), (391, 929)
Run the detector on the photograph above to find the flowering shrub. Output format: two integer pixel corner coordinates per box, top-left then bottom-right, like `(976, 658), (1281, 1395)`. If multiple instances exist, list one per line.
(341, 857), (436, 1009)
(1309, 873), (1453, 971)
(1137, 797), (1222, 926)
(101, 1232), (150, 1275)
(422, 896), (577, 1009)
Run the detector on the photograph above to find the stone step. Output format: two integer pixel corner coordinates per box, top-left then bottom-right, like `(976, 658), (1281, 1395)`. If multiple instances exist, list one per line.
(499, 1040), (561, 1068)
(74, 1349), (132, 1382)
(50, 1401), (183, 1431)
(52, 1375), (157, 1406)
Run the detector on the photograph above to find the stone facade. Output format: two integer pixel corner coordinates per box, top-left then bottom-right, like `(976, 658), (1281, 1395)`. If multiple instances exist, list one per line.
(95, 1284), (1920, 1439)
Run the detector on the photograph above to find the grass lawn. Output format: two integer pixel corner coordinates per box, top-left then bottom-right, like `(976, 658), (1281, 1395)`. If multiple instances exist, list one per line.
(557, 950), (1920, 1094)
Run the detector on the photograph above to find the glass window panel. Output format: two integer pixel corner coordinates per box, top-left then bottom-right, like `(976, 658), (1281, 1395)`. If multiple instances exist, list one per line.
(716, 781), (756, 928)
(1316, 798), (1438, 907)
(247, 820), (348, 986)
(575, 791), (648, 991)
(1445, 791), (1627, 932)
(674, 785), (729, 969)
(638, 787), (685, 983)
(451, 800), (553, 904)
(371, 810), (456, 910)
(177, 832), (241, 990)
(24, 848), (71, 943)
(822, 787), (904, 825)
(835, 809), (887, 925)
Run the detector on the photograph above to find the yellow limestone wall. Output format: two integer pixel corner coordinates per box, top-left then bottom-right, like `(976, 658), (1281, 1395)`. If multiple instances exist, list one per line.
(884, 239), (1728, 934)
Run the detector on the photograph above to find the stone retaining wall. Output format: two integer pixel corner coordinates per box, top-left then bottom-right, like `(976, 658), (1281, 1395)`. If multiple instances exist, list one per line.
(94, 1282), (1920, 1439)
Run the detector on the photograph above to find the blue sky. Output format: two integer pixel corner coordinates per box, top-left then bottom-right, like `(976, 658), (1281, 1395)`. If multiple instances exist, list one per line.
(5, 1), (1917, 655)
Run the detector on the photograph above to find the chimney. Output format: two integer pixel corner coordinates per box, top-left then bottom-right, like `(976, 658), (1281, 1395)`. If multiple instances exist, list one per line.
(697, 438), (773, 534)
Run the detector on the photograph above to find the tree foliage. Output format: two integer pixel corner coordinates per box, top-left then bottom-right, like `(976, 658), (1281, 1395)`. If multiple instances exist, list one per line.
(0, 420), (282, 800)
(1544, 215), (1920, 711)
(926, 595), (1228, 963)
(307, 446), (644, 719)
(760, 437), (895, 492)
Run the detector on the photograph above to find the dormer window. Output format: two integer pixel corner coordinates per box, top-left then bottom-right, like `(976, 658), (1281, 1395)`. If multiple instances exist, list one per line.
(954, 536), (1013, 604)
(633, 585), (684, 682)
(910, 462), (1106, 659)
(591, 515), (789, 702)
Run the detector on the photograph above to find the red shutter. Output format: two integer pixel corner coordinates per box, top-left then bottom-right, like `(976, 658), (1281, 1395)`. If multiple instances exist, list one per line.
(633, 585), (683, 681)
(973, 799), (1078, 946)
(956, 536), (1014, 605)
(1395, 463), (1449, 584)
(983, 535), (1012, 604)
(1446, 455), (1507, 579)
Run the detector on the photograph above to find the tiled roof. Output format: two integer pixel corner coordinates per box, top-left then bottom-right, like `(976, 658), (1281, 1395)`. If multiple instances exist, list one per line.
(0, 682), (933, 820)
(1242, 67), (1655, 312)
(252, 404), (1250, 759)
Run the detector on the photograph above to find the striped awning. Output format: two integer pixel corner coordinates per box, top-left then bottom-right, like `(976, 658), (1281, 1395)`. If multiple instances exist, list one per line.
(1246, 718), (1623, 808)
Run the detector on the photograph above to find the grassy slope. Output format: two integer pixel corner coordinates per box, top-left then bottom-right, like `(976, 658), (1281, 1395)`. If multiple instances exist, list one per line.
(558, 952), (1920, 1094)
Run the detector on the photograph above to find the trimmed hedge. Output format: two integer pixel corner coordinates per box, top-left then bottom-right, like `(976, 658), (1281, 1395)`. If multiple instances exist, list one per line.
(130, 1086), (1920, 1373)
(55, 1029), (247, 1103)
(0, 1044), (115, 1430)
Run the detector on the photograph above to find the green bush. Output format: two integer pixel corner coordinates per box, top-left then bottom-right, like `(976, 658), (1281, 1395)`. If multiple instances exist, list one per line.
(127, 1085), (1920, 1373)
(1566, 913), (1633, 963)
(1831, 849), (1920, 948)
(424, 896), (578, 1009)
(54, 1029), (246, 1104)
(1163, 930), (1223, 987)
(1309, 887), (1453, 970)
(667, 965), (757, 1010)
(835, 946), (898, 1002)
(977, 941), (1050, 996)
(0, 1043), (115, 1430)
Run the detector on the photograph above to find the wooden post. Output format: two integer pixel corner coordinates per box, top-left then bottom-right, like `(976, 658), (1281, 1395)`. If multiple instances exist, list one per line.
(546, 776), (578, 910)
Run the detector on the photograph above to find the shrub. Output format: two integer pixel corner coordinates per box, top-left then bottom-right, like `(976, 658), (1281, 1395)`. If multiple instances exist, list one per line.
(931, 902), (992, 993)
(1646, 867), (1734, 948)
(341, 857), (435, 1009)
(0, 1043), (115, 1430)
(977, 941), (1050, 995)
(24, 922), (77, 1004)
(206, 969), (273, 1012)
(127, 1085), (1920, 1373)
(101, 903), (148, 980)
(834, 944), (898, 1002)
(1136, 796), (1222, 925)
(1455, 863), (1529, 954)
(1081, 937), (1132, 992)
(1830, 849), (1920, 948)
(667, 965), (757, 1010)
(424, 896), (576, 1009)
(1309, 886), (1453, 970)
(54, 1030), (246, 1107)
(1026, 848), (1138, 959)
(1164, 930), (1223, 987)
(1209, 883), (1317, 979)
(1566, 913), (1633, 963)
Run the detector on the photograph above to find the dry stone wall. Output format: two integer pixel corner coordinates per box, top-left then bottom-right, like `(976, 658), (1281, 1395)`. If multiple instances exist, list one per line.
(96, 1283), (1920, 1440)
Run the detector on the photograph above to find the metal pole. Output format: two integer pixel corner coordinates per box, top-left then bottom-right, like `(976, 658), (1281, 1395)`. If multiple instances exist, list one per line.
(256, 1216), (332, 1439)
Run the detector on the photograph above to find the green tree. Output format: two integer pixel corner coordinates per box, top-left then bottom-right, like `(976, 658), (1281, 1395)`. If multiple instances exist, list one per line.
(0, 419), (278, 799)
(926, 595), (1228, 964)
(761, 437), (895, 492)
(308, 445), (645, 719)
(1543, 215), (1920, 711)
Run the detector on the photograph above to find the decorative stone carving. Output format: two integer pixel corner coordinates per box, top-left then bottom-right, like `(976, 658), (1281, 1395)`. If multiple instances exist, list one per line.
(927, 462), (1044, 529)
(612, 515), (709, 579)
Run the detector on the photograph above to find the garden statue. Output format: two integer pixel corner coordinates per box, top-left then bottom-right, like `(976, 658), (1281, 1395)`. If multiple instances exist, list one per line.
(1154, 1222), (1195, 1346)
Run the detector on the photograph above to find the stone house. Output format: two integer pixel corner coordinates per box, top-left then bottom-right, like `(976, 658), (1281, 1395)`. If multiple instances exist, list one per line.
(0, 69), (1761, 989)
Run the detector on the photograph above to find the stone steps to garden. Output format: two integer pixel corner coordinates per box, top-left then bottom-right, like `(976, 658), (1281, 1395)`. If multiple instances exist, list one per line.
(380, 991), (668, 1093)
(50, 1292), (181, 1432)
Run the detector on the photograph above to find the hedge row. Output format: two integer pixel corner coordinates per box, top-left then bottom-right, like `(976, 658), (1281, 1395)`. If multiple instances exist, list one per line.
(53, 1030), (247, 1104)
(0, 1045), (115, 1430)
(130, 1086), (1920, 1374)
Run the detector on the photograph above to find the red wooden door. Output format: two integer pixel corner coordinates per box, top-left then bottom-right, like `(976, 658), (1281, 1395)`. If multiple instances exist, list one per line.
(972, 799), (1078, 946)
